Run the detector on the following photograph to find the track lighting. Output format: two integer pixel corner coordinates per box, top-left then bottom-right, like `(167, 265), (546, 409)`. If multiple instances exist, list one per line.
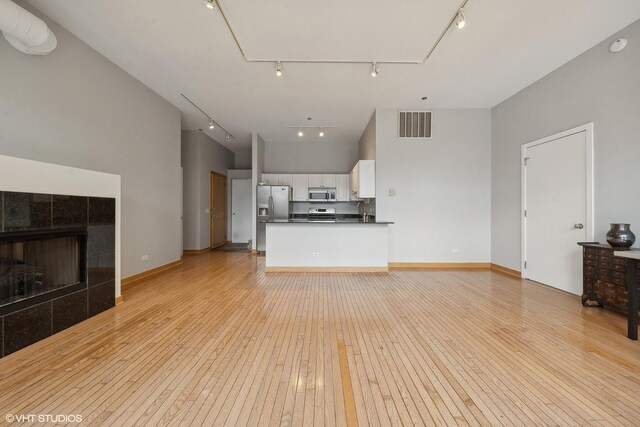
(319, 128), (324, 137)
(371, 62), (380, 77)
(455, 8), (466, 29)
(204, 0), (216, 10)
(297, 127), (304, 137)
(226, 133), (231, 142)
(275, 61), (283, 77)
(208, 119), (215, 130)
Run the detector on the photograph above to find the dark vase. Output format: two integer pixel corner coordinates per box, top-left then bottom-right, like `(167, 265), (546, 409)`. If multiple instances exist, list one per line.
(606, 223), (636, 248)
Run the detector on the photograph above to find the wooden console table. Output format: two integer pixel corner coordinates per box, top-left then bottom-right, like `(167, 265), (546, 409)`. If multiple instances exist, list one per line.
(578, 243), (640, 340)
(613, 250), (640, 340)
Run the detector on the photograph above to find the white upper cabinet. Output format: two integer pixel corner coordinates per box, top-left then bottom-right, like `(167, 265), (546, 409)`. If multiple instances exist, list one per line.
(322, 174), (336, 188)
(262, 174), (278, 185)
(308, 174), (323, 188)
(336, 174), (350, 201)
(292, 174), (308, 201)
(277, 174), (292, 186)
(350, 160), (375, 199)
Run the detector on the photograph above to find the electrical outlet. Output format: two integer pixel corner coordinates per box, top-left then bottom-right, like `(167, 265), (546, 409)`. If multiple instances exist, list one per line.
(451, 248), (459, 254)
(141, 255), (149, 261)
(312, 252), (320, 257)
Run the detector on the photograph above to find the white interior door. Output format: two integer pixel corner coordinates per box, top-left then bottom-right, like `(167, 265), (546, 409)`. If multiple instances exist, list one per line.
(523, 126), (593, 295)
(231, 179), (252, 243)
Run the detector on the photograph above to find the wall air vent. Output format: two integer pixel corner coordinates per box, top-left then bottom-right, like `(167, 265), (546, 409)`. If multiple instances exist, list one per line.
(398, 111), (432, 139)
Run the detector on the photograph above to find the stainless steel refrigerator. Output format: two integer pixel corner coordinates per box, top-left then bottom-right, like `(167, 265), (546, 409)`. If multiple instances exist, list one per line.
(256, 185), (292, 252)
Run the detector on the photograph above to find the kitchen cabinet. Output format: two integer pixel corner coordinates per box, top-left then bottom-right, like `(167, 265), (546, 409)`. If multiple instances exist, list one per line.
(277, 174), (292, 187)
(292, 174), (308, 201)
(262, 174), (278, 185)
(336, 174), (350, 201)
(350, 160), (375, 199)
(322, 174), (336, 188)
(308, 174), (323, 188)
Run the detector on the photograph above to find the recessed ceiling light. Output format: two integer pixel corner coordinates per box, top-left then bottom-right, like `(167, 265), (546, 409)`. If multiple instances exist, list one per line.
(610, 38), (628, 53)
(275, 61), (283, 77)
(297, 127), (304, 137)
(371, 62), (380, 77)
(204, 0), (216, 10)
(319, 128), (325, 137)
(455, 8), (466, 29)
(208, 119), (215, 129)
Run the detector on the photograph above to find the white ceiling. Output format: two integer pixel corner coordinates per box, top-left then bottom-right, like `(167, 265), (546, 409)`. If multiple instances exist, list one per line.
(27, 0), (640, 152)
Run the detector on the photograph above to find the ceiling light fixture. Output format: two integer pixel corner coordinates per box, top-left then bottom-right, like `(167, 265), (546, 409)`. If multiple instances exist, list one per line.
(180, 93), (235, 142)
(275, 61), (283, 76)
(319, 128), (325, 137)
(455, 8), (466, 29)
(371, 62), (380, 77)
(297, 127), (304, 137)
(204, 0), (217, 10)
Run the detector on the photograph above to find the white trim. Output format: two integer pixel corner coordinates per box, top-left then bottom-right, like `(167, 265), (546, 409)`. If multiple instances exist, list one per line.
(520, 123), (594, 278)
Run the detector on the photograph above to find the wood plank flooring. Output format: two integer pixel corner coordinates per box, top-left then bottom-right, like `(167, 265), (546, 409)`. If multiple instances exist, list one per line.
(1, 252), (639, 426)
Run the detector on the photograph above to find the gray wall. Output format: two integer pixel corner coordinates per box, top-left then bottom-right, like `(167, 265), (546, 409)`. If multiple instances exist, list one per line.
(251, 133), (265, 249)
(492, 19), (640, 271)
(234, 151), (252, 169)
(264, 140), (358, 173)
(182, 131), (235, 250)
(359, 112), (376, 160)
(0, 4), (182, 278)
(376, 109), (492, 263)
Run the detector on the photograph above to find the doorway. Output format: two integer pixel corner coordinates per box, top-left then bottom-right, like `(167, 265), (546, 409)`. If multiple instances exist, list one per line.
(231, 178), (252, 243)
(210, 171), (227, 249)
(522, 123), (594, 295)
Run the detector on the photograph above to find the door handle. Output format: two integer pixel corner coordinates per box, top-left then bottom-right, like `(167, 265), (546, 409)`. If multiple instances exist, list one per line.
(574, 223), (584, 229)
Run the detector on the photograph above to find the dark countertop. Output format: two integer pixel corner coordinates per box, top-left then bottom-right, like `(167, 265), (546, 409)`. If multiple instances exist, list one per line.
(261, 219), (393, 225)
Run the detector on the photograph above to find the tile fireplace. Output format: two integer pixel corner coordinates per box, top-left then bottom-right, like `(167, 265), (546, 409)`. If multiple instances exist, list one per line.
(0, 192), (116, 357)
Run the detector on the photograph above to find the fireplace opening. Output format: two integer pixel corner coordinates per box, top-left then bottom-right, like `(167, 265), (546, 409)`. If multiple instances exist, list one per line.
(0, 229), (87, 307)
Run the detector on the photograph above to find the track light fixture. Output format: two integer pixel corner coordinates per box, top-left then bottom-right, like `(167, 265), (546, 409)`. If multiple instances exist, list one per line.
(319, 127), (324, 137)
(297, 127), (304, 137)
(455, 8), (466, 29)
(275, 61), (283, 77)
(370, 62), (380, 77)
(226, 133), (231, 142)
(180, 93), (235, 142)
(288, 125), (335, 137)
(208, 119), (215, 129)
(204, 0), (217, 10)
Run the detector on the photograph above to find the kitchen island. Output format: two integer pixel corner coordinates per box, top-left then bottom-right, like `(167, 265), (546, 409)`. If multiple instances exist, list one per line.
(264, 219), (393, 272)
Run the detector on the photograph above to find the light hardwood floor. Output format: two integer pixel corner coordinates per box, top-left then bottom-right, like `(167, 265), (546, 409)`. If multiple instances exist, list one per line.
(1, 252), (639, 426)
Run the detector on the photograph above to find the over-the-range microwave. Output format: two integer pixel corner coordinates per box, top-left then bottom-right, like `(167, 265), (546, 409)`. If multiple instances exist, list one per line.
(308, 187), (336, 202)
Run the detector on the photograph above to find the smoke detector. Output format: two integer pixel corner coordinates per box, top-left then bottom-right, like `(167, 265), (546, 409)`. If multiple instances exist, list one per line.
(609, 38), (627, 53)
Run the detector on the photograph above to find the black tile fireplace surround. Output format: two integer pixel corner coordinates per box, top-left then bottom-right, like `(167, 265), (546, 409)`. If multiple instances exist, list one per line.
(0, 192), (116, 357)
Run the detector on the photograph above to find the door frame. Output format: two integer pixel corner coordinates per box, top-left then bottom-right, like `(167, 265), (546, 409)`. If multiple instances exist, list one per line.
(210, 171), (227, 249)
(521, 123), (594, 277)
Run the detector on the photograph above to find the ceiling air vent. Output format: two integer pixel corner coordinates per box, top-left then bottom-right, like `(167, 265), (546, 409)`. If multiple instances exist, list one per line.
(398, 111), (432, 139)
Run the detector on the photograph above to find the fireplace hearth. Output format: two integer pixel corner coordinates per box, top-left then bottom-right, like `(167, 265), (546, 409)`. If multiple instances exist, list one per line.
(0, 192), (115, 357)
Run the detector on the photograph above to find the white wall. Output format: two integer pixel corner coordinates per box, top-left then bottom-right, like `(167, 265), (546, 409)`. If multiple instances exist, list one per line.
(251, 133), (265, 249)
(0, 3), (182, 278)
(264, 139), (358, 173)
(492, 19), (640, 271)
(376, 109), (492, 263)
(0, 155), (122, 297)
(181, 131), (235, 250)
(359, 112), (376, 161)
